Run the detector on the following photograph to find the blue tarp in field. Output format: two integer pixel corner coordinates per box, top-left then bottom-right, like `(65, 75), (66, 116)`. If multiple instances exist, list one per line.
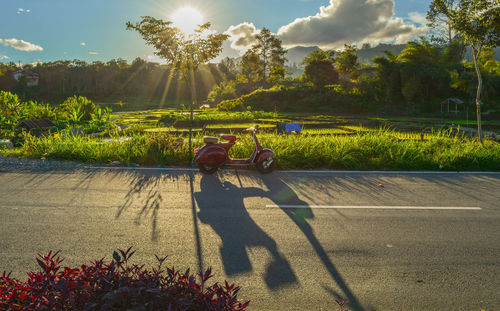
(278, 123), (301, 132)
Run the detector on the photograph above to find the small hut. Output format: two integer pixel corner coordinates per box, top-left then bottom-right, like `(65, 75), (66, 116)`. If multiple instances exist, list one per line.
(440, 98), (464, 114)
(16, 119), (56, 136)
(13, 69), (39, 87)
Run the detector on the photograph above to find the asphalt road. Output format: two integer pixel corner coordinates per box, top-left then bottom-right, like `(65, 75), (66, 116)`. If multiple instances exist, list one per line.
(0, 168), (499, 310)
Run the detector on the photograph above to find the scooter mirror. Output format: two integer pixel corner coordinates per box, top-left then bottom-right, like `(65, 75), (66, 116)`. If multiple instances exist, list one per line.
(245, 124), (260, 132)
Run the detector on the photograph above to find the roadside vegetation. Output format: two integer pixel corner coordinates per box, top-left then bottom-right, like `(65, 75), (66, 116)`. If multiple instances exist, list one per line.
(0, 91), (115, 142)
(3, 126), (499, 171)
(0, 248), (249, 310)
(1, 90), (499, 171)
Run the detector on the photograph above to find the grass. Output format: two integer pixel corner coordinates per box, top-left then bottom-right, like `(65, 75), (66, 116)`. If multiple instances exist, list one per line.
(301, 128), (354, 135)
(444, 120), (500, 126)
(3, 129), (499, 171)
(96, 98), (189, 112)
(205, 123), (276, 129)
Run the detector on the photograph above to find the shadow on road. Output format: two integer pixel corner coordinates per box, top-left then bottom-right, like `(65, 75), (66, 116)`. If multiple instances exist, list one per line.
(255, 174), (365, 311)
(115, 170), (184, 242)
(194, 174), (297, 289)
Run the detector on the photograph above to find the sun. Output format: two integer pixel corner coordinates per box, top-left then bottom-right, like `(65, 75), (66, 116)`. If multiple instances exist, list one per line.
(171, 7), (204, 35)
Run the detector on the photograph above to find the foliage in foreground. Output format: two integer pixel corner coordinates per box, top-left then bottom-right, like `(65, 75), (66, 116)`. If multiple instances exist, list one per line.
(4, 130), (499, 171)
(0, 91), (114, 140)
(0, 248), (249, 311)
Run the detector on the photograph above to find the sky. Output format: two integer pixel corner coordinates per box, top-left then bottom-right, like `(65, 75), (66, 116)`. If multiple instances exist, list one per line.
(0, 0), (432, 64)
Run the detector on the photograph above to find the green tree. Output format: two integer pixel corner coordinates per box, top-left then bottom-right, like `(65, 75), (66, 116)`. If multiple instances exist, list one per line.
(218, 57), (239, 80)
(126, 16), (228, 154)
(427, 0), (460, 44)
(301, 49), (335, 65)
(373, 51), (403, 104)
(241, 50), (264, 83)
(397, 38), (442, 64)
(301, 49), (338, 88)
(441, 39), (466, 65)
(335, 44), (359, 76)
(431, 0), (500, 144)
(250, 28), (287, 85)
(206, 80), (236, 105)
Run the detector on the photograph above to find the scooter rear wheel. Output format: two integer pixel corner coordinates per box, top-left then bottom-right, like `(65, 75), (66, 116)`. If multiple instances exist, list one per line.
(198, 163), (218, 174)
(257, 157), (276, 174)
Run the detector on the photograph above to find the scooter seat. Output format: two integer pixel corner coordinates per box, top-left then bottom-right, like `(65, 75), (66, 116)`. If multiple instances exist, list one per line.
(203, 136), (218, 143)
(221, 134), (237, 142)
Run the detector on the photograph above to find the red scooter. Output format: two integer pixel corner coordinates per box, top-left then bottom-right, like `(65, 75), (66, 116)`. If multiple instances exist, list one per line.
(193, 125), (275, 174)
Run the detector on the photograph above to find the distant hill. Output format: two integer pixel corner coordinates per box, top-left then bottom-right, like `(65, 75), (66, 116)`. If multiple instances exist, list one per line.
(285, 44), (500, 66)
(285, 44), (407, 66)
(285, 46), (319, 66)
(357, 44), (407, 64)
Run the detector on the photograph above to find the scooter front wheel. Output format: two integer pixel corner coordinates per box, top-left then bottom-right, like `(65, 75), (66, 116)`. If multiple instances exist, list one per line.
(198, 163), (218, 174)
(257, 157), (276, 174)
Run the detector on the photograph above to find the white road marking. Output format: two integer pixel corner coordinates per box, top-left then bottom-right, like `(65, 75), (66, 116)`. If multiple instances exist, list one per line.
(266, 205), (482, 210)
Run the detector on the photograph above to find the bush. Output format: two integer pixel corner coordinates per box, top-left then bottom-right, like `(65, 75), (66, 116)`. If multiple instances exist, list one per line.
(158, 113), (178, 126)
(206, 80), (238, 105)
(0, 91), (62, 139)
(58, 95), (98, 123)
(217, 84), (365, 113)
(303, 60), (339, 87)
(0, 248), (249, 310)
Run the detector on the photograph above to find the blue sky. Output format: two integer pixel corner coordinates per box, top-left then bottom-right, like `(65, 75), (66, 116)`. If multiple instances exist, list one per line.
(0, 0), (432, 64)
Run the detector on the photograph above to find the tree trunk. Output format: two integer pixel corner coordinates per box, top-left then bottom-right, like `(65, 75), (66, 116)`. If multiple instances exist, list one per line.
(188, 73), (196, 162)
(448, 22), (452, 45)
(471, 45), (484, 146)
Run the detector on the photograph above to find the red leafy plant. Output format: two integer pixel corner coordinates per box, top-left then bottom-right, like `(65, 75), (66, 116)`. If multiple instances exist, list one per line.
(335, 299), (349, 311)
(0, 247), (249, 310)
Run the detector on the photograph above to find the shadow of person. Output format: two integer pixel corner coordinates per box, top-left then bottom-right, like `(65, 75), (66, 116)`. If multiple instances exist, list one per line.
(194, 174), (297, 289)
(258, 174), (364, 311)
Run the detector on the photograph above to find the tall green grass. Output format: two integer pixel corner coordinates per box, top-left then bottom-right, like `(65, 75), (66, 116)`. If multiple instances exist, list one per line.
(6, 134), (189, 166)
(3, 130), (499, 171)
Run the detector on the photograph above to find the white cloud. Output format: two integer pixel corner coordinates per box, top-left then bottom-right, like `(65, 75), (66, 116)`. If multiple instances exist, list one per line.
(146, 54), (167, 64)
(17, 8), (30, 14)
(225, 22), (260, 54)
(88, 51), (98, 55)
(80, 42), (86, 46)
(0, 38), (43, 51)
(408, 12), (427, 26)
(275, 0), (425, 49)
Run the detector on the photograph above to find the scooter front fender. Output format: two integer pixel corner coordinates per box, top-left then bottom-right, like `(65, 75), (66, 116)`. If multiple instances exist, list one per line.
(194, 144), (227, 165)
(256, 148), (275, 163)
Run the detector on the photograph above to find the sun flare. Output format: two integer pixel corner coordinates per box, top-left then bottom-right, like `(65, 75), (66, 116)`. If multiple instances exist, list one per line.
(171, 7), (204, 34)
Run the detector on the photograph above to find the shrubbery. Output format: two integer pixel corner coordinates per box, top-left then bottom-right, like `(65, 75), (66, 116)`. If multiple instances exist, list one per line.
(59, 95), (98, 123)
(158, 111), (276, 127)
(217, 84), (370, 113)
(0, 248), (249, 310)
(0, 91), (60, 139)
(0, 91), (114, 140)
